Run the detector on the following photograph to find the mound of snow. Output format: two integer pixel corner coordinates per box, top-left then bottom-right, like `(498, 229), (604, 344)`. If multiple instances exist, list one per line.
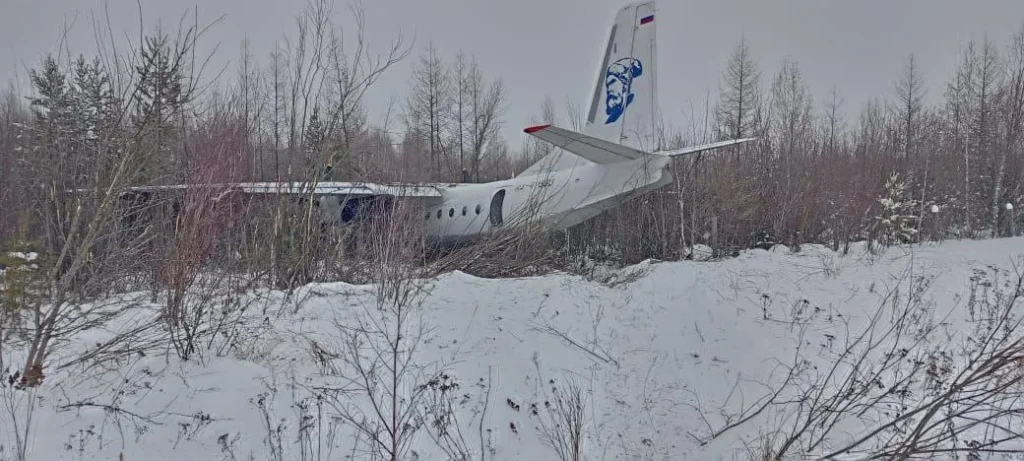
(3, 237), (1024, 460)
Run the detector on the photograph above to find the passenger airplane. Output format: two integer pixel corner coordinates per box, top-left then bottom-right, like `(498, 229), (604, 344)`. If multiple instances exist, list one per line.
(126, 1), (754, 244)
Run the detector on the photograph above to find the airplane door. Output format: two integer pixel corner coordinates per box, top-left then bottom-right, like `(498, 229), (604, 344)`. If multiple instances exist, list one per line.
(489, 189), (505, 227)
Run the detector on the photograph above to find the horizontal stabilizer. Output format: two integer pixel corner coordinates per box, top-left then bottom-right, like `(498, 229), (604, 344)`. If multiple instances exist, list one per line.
(653, 137), (757, 157)
(524, 124), (757, 165)
(523, 124), (648, 164)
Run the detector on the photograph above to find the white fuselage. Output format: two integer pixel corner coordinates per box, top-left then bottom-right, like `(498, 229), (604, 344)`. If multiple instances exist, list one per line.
(420, 154), (673, 243)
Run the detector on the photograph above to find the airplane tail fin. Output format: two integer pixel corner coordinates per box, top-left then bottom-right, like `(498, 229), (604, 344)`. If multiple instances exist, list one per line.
(582, 1), (658, 151)
(519, 1), (657, 177)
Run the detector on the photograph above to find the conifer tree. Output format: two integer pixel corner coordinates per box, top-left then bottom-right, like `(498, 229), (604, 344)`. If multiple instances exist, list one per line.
(133, 34), (190, 182)
(715, 37), (763, 143)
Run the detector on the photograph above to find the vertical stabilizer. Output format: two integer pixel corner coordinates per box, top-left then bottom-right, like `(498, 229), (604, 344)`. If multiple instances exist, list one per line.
(583, 1), (658, 151)
(519, 1), (658, 177)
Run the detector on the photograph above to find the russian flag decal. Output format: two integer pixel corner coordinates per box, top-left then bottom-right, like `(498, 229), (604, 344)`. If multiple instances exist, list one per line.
(640, 14), (654, 25)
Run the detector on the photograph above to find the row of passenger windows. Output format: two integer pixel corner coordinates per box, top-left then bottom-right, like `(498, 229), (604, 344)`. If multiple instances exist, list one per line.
(427, 204), (483, 220)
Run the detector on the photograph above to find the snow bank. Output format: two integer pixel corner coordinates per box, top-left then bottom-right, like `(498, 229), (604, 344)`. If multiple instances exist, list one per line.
(3, 237), (1024, 460)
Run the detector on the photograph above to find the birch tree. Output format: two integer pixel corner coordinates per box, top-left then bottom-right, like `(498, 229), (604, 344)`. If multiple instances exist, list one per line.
(465, 58), (506, 182)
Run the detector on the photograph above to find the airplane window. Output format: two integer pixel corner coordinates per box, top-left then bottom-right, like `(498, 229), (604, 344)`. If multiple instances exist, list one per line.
(437, 209), (442, 219)
(462, 206), (467, 216)
(475, 204), (481, 214)
(449, 208), (454, 217)
(425, 211), (430, 220)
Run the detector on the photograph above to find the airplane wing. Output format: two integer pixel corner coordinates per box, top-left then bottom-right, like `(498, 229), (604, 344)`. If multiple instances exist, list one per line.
(230, 181), (445, 198)
(106, 181), (450, 219)
(110, 181), (449, 224)
(119, 181), (446, 199)
(524, 123), (756, 164)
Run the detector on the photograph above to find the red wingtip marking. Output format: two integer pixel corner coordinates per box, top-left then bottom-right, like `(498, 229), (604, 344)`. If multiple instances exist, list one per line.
(524, 124), (551, 133)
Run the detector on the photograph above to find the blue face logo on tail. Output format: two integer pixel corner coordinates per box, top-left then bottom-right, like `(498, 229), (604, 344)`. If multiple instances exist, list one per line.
(604, 57), (643, 124)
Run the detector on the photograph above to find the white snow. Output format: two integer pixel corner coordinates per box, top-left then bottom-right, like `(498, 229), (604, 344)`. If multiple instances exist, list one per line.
(3, 237), (1024, 460)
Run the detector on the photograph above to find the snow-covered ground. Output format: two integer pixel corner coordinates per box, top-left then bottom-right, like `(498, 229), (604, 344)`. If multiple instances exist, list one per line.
(4, 236), (1024, 460)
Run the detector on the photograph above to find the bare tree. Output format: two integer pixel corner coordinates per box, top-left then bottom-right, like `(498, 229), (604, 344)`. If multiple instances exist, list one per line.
(966, 39), (1003, 231)
(891, 53), (930, 230)
(994, 25), (1024, 236)
(714, 36), (763, 145)
(694, 264), (1024, 460)
(767, 57), (815, 243)
(769, 58), (814, 163)
(821, 84), (847, 157)
(404, 42), (453, 180)
(893, 53), (927, 161)
(320, 0), (410, 178)
(464, 58), (507, 182)
(235, 0), (410, 289)
(942, 45), (977, 233)
(0, 86), (27, 246)
(453, 51), (469, 179)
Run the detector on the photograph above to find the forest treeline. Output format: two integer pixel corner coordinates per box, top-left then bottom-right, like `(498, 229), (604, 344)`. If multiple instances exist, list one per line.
(1, 0), (1024, 287)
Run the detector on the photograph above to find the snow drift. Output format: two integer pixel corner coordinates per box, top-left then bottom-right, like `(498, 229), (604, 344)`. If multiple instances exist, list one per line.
(3, 237), (1024, 460)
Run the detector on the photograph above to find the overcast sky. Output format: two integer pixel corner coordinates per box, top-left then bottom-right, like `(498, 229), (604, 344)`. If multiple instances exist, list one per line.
(3, 0), (1024, 150)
